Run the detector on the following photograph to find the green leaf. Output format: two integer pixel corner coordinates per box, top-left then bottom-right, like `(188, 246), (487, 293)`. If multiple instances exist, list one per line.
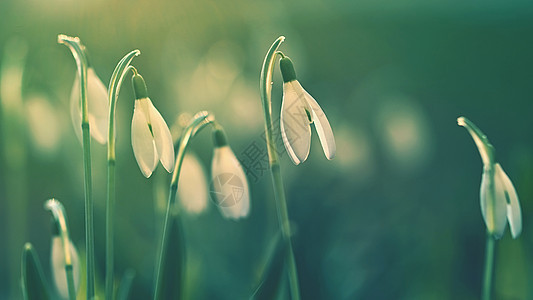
(116, 269), (136, 300)
(21, 243), (51, 300)
(160, 215), (185, 299)
(251, 233), (288, 300)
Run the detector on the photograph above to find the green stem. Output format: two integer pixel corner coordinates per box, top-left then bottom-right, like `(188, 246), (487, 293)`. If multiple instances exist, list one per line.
(153, 112), (214, 300)
(57, 35), (95, 299)
(106, 50), (141, 300)
(482, 234), (496, 300)
(44, 199), (76, 300)
(260, 36), (301, 300)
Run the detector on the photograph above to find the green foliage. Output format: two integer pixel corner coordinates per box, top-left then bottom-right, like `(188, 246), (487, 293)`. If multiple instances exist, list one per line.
(21, 243), (51, 300)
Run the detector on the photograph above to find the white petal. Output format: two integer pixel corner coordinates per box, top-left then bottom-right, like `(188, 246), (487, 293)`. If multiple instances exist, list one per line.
(69, 69), (109, 144)
(211, 146), (250, 219)
(299, 81), (336, 160)
(480, 166), (508, 239)
(281, 81), (311, 165)
(177, 153), (208, 214)
(51, 237), (80, 299)
(147, 99), (175, 173)
(131, 99), (158, 177)
(69, 74), (83, 144)
(494, 163), (522, 238)
(86, 68), (109, 144)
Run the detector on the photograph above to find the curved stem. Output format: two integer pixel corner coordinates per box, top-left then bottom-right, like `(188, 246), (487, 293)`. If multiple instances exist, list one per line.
(482, 234), (496, 300)
(44, 199), (76, 300)
(153, 112), (214, 300)
(106, 50), (141, 300)
(58, 34), (95, 299)
(457, 116), (495, 166)
(259, 36), (301, 300)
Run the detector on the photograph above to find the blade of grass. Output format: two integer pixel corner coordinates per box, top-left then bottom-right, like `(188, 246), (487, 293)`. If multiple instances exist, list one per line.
(21, 243), (51, 300)
(251, 233), (287, 300)
(116, 269), (136, 300)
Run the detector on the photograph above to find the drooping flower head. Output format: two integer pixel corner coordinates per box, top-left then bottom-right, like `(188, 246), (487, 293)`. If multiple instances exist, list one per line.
(458, 116), (522, 239)
(50, 225), (81, 299)
(279, 56), (336, 165)
(131, 72), (175, 178)
(70, 51), (109, 144)
(210, 126), (250, 219)
(44, 199), (81, 299)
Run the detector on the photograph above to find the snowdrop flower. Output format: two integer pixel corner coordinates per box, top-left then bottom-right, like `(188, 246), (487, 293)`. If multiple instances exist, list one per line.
(45, 198), (80, 299)
(131, 73), (175, 178)
(279, 56), (336, 165)
(70, 67), (109, 144)
(51, 232), (81, 299)
(458, 116), (522, 239)
(210, 127), (250, 219)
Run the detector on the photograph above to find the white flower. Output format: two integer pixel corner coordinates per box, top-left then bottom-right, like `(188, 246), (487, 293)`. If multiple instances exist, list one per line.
(131, 73), (175, 178)
(177, 152), (209, 214)
(279, 57), (336, 165)
(70, 67), (109, 144)
(480, 163), (522, 239)
(50, 236), (80, 299)
(458, 116), (522, 239)
(210, 129), (250, 219)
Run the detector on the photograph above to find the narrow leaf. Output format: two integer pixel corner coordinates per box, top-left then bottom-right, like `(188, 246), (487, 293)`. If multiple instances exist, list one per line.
(116, 269), (136, 300)
(21, 243), (51, 300)
(251, 233), (288, 300)
(160, 215), (185, 299)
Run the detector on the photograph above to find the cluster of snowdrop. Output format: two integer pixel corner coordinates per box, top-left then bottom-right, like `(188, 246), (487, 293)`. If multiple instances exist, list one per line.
(20, 35), (523, 300)
(22, 35), (257, 300)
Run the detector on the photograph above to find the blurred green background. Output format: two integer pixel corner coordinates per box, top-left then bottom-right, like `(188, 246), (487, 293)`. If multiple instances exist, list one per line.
(2, 0), (533, 299)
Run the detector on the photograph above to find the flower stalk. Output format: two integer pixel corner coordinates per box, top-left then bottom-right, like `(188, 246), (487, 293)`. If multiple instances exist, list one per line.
(482, 234), (495, 300)
(259, 36), (301, 300)
(57, 34), (95, 299)
(458, 116), (523, 300)
(106, 49), (141, 300)
(153, 111), (215, 300)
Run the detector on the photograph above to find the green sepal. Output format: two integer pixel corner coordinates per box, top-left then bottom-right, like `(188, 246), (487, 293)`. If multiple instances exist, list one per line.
(250, 233), (288, 300)
(280, 57), (297, 83)
(132, 73), (149, 99)
(21, 243), (52, 300)
(213, 127), (228, 147)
